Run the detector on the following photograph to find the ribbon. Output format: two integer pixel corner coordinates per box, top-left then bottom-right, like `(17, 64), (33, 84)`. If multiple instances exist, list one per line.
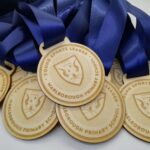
(127, 2), (150, 60)
(0, 22), (13, 40)
(0, 27), (26, 61)
(86, 0), (127, 75)
(17, 2), (65, 48)
(32, 0), (56, 14)
(0, 0), (149, 76)
(56, 0), (82, 27)
(85, 0), (109, 47)
(66, 0), (91, 43)
(0, 1), (65, 71)
(119, 16), (149, 78)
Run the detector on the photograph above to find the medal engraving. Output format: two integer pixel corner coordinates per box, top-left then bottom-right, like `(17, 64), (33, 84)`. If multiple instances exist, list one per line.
(0, 62), (15, 102)
(54, 55), (83, 85)
(56, 80), (125, 143)
(0, 69), (9, 101)
(22, 89), (45, 119)
(121, 78), (150, 142)
(81, 93), (105, 120)
(134, 92), (150, 118)
(2, 75), (58, 140)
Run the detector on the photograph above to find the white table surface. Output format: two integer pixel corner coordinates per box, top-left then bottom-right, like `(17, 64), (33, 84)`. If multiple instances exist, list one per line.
(1, 0), (150, 150)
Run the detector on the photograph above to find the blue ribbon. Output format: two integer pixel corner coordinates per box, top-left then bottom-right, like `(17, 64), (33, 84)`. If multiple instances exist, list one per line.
(0, 1), (65, 71)
(0, 22), (13, 40)
(118, 16), (149, 78)
(17, 2), (65, 48)
(32, 0), (56, 14)
(127, 2), (150, 60)
(57, 0), (82, 26)
(66, 0), (91, 43)
(0, 27), (26, 61)
(85, 0), (109, 47)
(0, 0), (149, 77)
(87, 0), (127, 75)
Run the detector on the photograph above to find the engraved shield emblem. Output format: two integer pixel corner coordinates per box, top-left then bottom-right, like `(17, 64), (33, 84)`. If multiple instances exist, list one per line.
(81, 93), (105, 120)
(22, 89), (45, 119)
(54, 55), (83, 85)
(134, 93), (150, 118)
(113, 68), (123, 86)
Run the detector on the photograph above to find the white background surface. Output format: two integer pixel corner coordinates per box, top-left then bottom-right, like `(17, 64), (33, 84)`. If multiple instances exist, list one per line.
(1, 0), (150, 150)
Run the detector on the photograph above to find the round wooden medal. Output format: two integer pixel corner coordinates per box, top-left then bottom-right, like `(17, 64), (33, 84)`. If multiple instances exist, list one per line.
(121, 76), (150, 142)
(2, 75), (58, 140)
(37, 40), (105, 107)
(56, 79), (125, 143)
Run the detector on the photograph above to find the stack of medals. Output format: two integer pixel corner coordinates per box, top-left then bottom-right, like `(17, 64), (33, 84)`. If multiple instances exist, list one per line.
(0, 0), (150, 144)
(1, 38), (125, 142)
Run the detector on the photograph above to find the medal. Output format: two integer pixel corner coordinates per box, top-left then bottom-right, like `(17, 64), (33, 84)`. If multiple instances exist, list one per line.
(118, 15), (150, 141)
(121, 76), (150, 142)
(0, 62), (15, 102)
(2, 75), (58, 140)
(37, 39), (105, 107)
(54, 0), (126, 142)
(56, 78), (125, 143)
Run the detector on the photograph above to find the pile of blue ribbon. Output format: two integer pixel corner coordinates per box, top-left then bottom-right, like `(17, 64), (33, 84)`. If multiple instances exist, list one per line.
(0, 0), (150, 78)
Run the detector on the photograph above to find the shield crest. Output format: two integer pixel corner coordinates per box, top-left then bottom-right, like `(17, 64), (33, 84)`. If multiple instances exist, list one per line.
(81, 93), (105, 120)
(54, 55), (83, 85)
(134, 92), (150, 118)
(113, 68), (123, 86)
(22, 89), (45, 119)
